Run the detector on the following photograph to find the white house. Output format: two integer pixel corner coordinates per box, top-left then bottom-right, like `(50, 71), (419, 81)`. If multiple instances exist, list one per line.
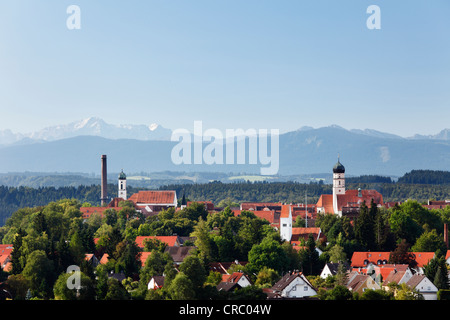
(271, 271), (317, 298)
(320, 262), (350, 279)
(406, 274), (438, 300)
(148, 275), (165, 290)
(223, 272), (252, 288)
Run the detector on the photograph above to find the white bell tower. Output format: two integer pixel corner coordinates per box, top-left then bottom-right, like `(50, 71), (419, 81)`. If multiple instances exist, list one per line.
(332, 156), (345, 215)
(118, 169), (127, 200)
(280, 205), (292, 242)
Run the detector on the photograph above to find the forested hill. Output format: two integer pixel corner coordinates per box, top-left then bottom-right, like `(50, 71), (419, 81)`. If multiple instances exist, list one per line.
(397, 170), (450, 185)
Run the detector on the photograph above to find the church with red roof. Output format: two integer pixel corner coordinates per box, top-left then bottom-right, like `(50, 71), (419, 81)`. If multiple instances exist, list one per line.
(316, 157), (384, 217)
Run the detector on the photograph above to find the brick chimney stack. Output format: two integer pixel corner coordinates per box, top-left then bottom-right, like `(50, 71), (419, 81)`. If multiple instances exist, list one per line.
(101, 155), (108, 206)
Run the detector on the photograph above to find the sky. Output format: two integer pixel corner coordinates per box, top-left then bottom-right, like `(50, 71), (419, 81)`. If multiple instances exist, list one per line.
(0, 0), (449, 137)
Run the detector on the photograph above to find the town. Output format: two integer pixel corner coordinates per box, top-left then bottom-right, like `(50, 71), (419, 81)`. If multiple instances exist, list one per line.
(0, 155), (449, 301)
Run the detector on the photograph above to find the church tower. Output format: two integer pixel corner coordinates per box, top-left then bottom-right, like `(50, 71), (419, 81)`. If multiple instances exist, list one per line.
(332, 156), (345, 215)
(280, 205), (292, 242)
(118, 169), (127, 200)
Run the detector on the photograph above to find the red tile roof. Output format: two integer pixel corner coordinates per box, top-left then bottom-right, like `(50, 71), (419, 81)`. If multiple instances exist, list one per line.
(0, 254), (10, 267)
(140, 252), (152, 267)
(232, 209), (277, 224)
(240, 202), (281, 211)
(291, 227), (322, 242)
(337, 190), (383, 212)
(222, 274), (231, 282)
(222, 272), (246, 284)
(135, 236), (180, 248)
(99, 253), (109, 265)
(0, 244), (13, 255)
(373, 264), (409, 281)
(85, 253), (94, 261)
(316, 194), (334, 213)
(411, 252), (435, 267)
(280, 205), (291, 219)
(351, 252), (435, 269)
(128, 191), (176, 205)
(351, 252), (391, 267)
(80, 207), (115, 219)
(3, 262), (12, 272)
(316, 190), (383, 214)
(381, 266), (410, 285)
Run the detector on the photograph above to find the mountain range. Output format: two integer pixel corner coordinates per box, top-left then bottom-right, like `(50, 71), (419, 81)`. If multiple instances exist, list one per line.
(0, 118), (449, 176)
(0, 117), (172, 145)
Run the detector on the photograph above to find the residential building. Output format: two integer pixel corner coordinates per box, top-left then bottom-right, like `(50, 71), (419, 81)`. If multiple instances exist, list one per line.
(219, 272), (252, 289)
(381, 265), (414, 288)
(406, 274), (438, 300)
(0, 244), (13, 272)
(320, 262), (350, 279)
(164, 246), (195, 265)
(148, 276), (165, 290)
(351, 252), (390, 268)
(271, 271), (317, 299)
(346, 274), (381, 295)
(128, 190), (178, 216)
(209, 261), (248, 275)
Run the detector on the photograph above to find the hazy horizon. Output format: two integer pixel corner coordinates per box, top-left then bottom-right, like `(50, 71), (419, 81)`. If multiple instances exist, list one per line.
(1, 115), (449, 139)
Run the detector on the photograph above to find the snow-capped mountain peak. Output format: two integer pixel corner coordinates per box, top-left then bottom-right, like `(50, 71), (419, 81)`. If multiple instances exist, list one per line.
(0, 117), (172, 145)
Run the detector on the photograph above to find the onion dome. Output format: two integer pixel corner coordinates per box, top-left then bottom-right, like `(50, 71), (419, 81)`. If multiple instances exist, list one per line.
(333, 160), (345, 173)
(118, 169), (126, 180)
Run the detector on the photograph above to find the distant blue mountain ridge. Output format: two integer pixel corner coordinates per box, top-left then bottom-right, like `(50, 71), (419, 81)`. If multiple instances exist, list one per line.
(0, 118), (449, 176)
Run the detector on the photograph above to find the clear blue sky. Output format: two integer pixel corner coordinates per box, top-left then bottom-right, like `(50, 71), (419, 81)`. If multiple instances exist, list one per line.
(0, 0), (449, 137)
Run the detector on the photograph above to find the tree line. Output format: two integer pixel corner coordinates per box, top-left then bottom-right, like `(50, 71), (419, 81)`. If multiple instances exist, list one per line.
(1, 179), (450, 226)
(161, 181), (450, 205)
(397, 170), (450, 185)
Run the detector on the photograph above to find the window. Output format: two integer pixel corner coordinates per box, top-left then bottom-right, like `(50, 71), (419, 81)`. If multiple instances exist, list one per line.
(304, 286), (308, 291)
